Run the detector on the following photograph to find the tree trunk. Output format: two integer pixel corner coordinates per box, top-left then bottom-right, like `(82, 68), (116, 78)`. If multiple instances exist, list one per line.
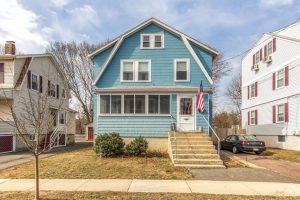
(34, 154), (39, 200)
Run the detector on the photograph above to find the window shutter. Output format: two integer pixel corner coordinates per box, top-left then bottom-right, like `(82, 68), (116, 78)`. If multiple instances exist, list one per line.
(255, 110), (258, 125)
(260, 48), (262, 61)
(39, 76), (43, 93)
(272, 105), (276, 123)
(253, 54), (255, 65)
(248, 85), (250, 99)
(273, 38), (276, 52)
(285, 66), (289, 86)
(272, 72), (276, 90)
(264, 45), (267, 58)
(56, 84), (59, 99)
(48, 80), (51, 96)
(285, 103), (289, 123)
(255, 82), (258, 97)
(27, 70), (31, 89)
(248, 111), (250, 125)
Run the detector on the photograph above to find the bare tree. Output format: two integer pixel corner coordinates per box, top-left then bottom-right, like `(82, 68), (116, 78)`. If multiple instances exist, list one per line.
(47, 41), (108, 123)
(226, 72), (242, 113)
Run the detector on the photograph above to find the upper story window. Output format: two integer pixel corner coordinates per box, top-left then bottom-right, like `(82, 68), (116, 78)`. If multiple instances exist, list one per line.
(62, 89), (66, 99)
(276, 69), (284, 88)
(59, 111), (66, 124)
(31, 73), (38, 91)
(141, 33), (164, 49)
(174, 59), (190, 82)
(267, 41), (273, 56)
(0, 63), (4, 84)
(250, 83), (255, 98)
(50, 83), (56, 97)
(277, 104), (284, 123)
(121, 60), (151, 82)
(255, 51), (260, 64)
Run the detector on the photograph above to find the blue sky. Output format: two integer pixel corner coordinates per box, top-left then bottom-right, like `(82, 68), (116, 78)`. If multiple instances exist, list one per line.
(0, 0), (299, 111)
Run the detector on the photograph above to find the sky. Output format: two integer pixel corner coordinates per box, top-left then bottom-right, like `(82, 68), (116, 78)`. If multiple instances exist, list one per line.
(0, 0), (299, 111)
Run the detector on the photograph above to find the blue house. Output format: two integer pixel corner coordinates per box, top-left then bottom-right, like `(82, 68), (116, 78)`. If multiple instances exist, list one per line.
(90, 18), (219, 150)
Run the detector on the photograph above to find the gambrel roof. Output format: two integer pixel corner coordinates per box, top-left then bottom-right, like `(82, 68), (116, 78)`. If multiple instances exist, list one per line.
(90, 18), (219, 85)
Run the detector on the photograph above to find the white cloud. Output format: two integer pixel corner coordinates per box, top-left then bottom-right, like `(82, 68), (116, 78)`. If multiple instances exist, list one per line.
(67, 5), (99, 27)
(0, 0), (49, 53)
(50, 0), (70, 7)
(259, 0), (294, 7)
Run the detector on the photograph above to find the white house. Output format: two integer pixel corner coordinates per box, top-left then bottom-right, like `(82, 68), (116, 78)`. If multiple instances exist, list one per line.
(241, 21), (300, 151)
(0, 41), (75, 153)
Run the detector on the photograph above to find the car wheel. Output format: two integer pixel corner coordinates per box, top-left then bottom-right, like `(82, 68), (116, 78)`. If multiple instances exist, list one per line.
(255, 151), (262, 155)
(232, 146), (239, 154)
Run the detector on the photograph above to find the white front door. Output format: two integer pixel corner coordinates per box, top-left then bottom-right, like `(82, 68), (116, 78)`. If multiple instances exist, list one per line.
(177, 95), (195, 131)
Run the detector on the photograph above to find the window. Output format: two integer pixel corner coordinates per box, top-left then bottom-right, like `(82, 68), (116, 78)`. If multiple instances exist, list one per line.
(141, 33), (164, 49)
(250, 83), (255, 98)
(277, 104), (284, 123)
(255, 51), (260, 64)
(278, 135), (285, 142)
(62, 89), (66, 99)
(250, 110), (256, 125)
(0, 63), (4, 84)
(51, 111), (57, 127)
(59, 112), (65, 124)
(148, 95), (170, 114)
(111, 95), (121, 114)
(100, 95), (110, 114)
(148, 95), (159, 114)
(267, 41), (273, 56)
(121, 60), (151, 82)
(31, 74), (38, 91)
(124, 95), (134, 114)
(276, 69), (284, 88)
(174, 59), (190, 81)
(50, 84), (56, 97)
(135, 95), (146, 114)
(160, 95), (170, 114)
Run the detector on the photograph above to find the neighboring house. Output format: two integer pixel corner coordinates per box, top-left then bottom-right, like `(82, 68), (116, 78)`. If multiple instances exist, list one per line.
(90, 18), (218, 151)
(0, 41), (75, 153)
(241, 21), (300, 150)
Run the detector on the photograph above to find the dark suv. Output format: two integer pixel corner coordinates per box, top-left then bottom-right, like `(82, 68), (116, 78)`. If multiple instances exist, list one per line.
(220, 135), (266, 155)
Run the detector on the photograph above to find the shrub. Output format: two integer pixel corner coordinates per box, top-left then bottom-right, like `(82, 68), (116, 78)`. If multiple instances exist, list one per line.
(126, 136), (148, 156)
(94, 133), (125, 156)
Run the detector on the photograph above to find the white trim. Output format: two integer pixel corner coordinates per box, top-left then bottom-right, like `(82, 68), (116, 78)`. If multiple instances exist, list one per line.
(275, 68), (285, 89)
(120, 59), (152, 82)
(173, 59), (190, 82)
(249, 110), (256, 126)
(176, 94), (196, 131)
(140, 33), (164, 49)
(91, 18), (217, 85)
(181, 35), (213, 84)
(276, 103), (285, 123)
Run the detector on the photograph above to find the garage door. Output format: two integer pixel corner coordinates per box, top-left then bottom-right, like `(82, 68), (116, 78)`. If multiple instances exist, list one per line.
(0, 135), (13, 153)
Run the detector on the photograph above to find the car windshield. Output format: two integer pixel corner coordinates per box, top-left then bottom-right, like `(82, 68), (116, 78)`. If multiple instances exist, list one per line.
(239, 135), (258, 141)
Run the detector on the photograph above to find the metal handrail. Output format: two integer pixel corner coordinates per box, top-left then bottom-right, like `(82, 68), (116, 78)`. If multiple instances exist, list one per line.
(170, 114), (177, 160)
(202, 116), (220, 160)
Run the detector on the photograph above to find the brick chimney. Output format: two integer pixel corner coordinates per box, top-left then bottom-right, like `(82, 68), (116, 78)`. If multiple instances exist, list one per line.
(4, 41), (16, 55)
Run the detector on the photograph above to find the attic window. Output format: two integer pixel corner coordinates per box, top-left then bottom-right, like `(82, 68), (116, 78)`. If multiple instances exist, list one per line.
(141, 33), (164, 49)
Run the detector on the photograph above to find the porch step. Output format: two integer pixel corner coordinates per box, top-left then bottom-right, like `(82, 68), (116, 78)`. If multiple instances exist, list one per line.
(171, 141), (212, 145)
(174, 164), (225, 169)
(173, 149), (217, 154)
(173, 154), (219, 159)
(170, 137), (211, 142)
(172, 145), (215, 150)
(174, 158), (223, 165)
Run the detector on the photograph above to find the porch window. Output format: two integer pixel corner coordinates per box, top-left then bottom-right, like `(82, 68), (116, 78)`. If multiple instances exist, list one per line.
(31, 73), (38, 91)
(111, 95), (121, 114)
(124, 95), (134, 114)
(277, 104), (284, 123)
(148, 95), (170, 114)
(100, 95), (110, 114)
(148, 95), (159, 114)
(0, 63), (4, 84)
(174, 59), (190, 81)
(160, 95), (170, 114)
(135, 95), (146, 114)
(276, 69), (284, 88)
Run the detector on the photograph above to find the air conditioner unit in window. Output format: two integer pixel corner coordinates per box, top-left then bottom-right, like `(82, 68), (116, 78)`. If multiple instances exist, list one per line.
(264, 55), (272, 63)
(251, 64), (259, 71)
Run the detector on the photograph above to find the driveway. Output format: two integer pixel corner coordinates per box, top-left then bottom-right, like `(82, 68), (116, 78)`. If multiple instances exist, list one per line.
(221, 150), (300, 182)
(0, 142), (92, 170)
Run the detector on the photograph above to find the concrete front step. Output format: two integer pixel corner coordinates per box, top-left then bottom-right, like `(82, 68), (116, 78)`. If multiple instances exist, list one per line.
(174, 159), (223, 165)
(173, 133), (209, 137)
(173, 154), (219, 159)
(172, 145), (215, 150)
(173, 149), (217, 154)
(171, 141), (212, 145)
(174, 164), (226, 169)
(170, 136), (210, 140)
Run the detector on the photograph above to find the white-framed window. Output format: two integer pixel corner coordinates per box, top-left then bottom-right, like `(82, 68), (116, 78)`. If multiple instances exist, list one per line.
(31, 73), (38, 91)
(250, 110), (256, 125)
(140, 33), (164, 49)
(276, 69), (284, 88)
(277, 104), (285, 123)
(50, 83), (56, 97)
(250, 83), (255, 98)
(267, 41), (273, 56)
(174, 59), (190, 82)
(62, 89), (66, 99)
(255, 51), (260, 64)
(59, 111), (66, 125)
(98, 94), (171, 116)
(121, 60), (151, 82)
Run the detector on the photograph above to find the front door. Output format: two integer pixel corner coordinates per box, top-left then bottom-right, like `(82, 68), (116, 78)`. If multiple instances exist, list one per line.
(177, 95), (195, 131)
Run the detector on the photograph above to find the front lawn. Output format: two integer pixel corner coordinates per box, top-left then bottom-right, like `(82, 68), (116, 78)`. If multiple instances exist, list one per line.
(1, 191), (299, 200)
(0, 147), (191, 179)
(265, 148), (300, 164)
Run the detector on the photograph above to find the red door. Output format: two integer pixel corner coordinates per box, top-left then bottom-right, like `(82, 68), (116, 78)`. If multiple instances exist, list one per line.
(88, 127), (93, 141)
(0, 135), (13, 153)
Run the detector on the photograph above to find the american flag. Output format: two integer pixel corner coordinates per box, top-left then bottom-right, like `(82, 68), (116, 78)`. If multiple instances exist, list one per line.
(196, 81), (204, 113)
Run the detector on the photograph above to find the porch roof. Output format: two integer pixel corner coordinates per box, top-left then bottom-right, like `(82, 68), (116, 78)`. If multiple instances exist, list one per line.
(94, 85), (212, 94)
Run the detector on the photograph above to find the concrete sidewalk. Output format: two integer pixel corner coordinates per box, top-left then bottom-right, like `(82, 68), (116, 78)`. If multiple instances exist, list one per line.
(0, 179), (300, 196)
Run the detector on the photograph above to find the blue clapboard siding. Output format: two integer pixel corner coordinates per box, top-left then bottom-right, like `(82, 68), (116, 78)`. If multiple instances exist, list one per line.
(95, 94), (177, 137)
(93, 23), (212, 88)
(195, 94), (211, 134)
(192, 44), (212, 77)
(93, 46), (113, 78)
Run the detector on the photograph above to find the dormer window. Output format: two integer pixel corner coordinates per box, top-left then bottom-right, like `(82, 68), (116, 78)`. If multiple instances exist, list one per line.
(141, 33), (164, 49)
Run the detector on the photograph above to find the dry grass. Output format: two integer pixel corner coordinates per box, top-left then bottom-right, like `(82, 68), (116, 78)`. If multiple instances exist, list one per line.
(0, 147), (191, 179)
(264, 148), (300, 163)
(221, 154), (246, 168)
(1, 191), (299, 200)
